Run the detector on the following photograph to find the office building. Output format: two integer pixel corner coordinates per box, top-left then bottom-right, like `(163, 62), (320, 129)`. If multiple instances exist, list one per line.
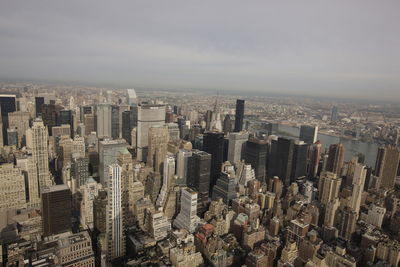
(227, 131), (249, 164)
(42, 103), (62, 136)
(223, 114), (233, 134)
(203, 131), (225, 193)
(147, 210), (171, 241)
(331, 106), (338, 122)
(244, 138), (267, 182)
(26, 119), (52, 189)
(126, 88), (138, 106)
(111, 105), (120, 139)
(307, 141), (322, 178)
(0, 164), (27, 212)
(187, 150), (211, 213)
(8, 111), (30, 147)
(16, 156), (41, 208)
(212, 171), (237, 204)
(375, 146), (400, 190)
(80, 177), (102, 229)
(35, 96), (45, 118)
(326, 143), (345, 176)
(121, 108), (137, 145)
(234, 99), (245, 132)
(0, 94), (17, 145)
(318, 171), (341, 205)
(176, 149), (192, 185)
(98, 139), (127, 187)
(56, 231), (95, 266)
(96, 103), (112, 138)
(7, 128), (18, 146)
(106, 164), (126, 261)
(136, 102), (166, 161)
(299, 125), (318, 144)
(41, 184), (72, 236)
(334, 207), (357, 241)
(174, 187), (200, 233)
(58, 109), (74, 137)
(269, 137), (294, 186)
(147, 126), (169, 173)
(291, 140), (308, 182)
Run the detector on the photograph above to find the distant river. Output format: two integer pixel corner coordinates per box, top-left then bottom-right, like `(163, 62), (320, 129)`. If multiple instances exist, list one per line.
(272, 124), (379, 167)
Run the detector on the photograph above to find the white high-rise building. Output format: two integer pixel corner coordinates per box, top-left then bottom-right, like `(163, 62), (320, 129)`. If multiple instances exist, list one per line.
(80, 177), (102, 229)
(228, 132), (249, 164)
(176, 149), (192, 185)
(366, 204), (386, 228)
(0, 163), (27, 212)
(235, 161), (256, 186)
(16, 156), (40, 208)
(157, 155), (176, 208)
(126, 89), (138, 106)
(72, 136), (85, 158)
(106, 164), (125, 261)
(349, 163), (366, 214)
(26, 119), (52, 189)
(136, 102), (166, 161)
(99, 139), (127, 187)
(96, 104), (112, 138)
(174, 187), (200, 233)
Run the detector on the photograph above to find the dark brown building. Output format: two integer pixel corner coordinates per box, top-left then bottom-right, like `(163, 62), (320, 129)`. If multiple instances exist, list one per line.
(41, 184), (72, 236)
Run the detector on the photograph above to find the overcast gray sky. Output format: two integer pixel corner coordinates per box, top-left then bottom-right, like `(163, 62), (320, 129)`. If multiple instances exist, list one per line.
(0, 1), (399, 100)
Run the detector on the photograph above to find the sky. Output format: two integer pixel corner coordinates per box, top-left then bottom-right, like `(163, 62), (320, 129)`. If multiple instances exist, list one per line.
(0, 1), (399, 101)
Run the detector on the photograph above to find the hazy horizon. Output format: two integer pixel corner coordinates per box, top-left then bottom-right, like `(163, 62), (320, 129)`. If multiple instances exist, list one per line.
(1, 1), (399, 101)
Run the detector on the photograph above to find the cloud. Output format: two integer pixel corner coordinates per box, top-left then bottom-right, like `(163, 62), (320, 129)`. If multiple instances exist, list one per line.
(0, 0), (399, 101)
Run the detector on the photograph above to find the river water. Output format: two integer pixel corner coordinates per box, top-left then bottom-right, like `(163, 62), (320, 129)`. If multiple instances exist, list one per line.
(272, 124), (379, 167)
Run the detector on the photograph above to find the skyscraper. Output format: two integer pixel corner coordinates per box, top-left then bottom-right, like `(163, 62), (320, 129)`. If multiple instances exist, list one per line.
(121, 107), (137, 145)
(106, 164), (125, 261)
(299, 125), (318, 144)
(176, 149), (193, 186)
(111, 105), (120, 139)
(223, 114), (233, 134)
(96, 103), (112, 138)
(0, 94), (17, 145)
(227, 131), (249, 164)
(58, 109), (74, 138)
(26, 119), (52, 188)
(41, 184), (72, 236)
(42, 103), (62, 136)
(35, 96), (45, 118)
(331, 106), (338, 122)
(174, 187), (200, 233)
(136, 102), (166, 161)
(234, 99), (245, 132)
(0, 164), (26, 212)
(98, 139), (127, 186)
(8, 111), (30, 147)
(318, 171), (341, 205)
(326, 144), (344, 176)
(187, 150), (211, 214)
(244, 138), (267, 182)
(212, 171), (237, 205)
(375, 146), (400, 190)
(203, 131), (225, 193)
(307, 141), (322, 178)
(147, 126), (169, 173)
(290, 140), (308, 182)
(269, 137), (294, 186)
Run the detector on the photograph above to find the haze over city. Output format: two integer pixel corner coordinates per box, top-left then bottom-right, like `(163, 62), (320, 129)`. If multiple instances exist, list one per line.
(1, 1), (400, 101)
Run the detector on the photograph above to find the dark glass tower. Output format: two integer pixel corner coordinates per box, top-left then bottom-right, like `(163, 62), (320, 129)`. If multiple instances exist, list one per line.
(58, 109), (74, 137)
(187, 150), (211, 214)
(234, 99), (245, 132)
(244, 138), (267, 182)
(111, 105), (120, 139)
(203, 131), (225, 193)
(269, 137), (295, 186)
(0, 94), (17, 145)
(291, 141), (309, 181)
(35, 96), (45, 118)
(121, 107), (137, 145)
(42, 104), (62, 136)
(41, 184), (72, 237)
